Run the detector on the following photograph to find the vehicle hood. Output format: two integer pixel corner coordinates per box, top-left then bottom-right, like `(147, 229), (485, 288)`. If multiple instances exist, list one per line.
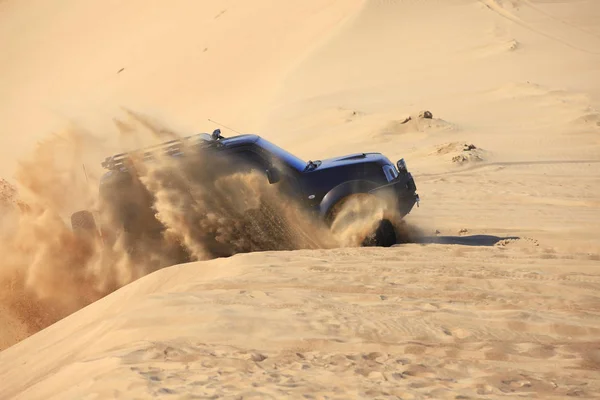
(308, 152), (390, 171)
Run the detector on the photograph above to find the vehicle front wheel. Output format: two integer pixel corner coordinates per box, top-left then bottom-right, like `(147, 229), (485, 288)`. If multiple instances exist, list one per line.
(326, 194), (397, 248)
(361, 218), (397, 247)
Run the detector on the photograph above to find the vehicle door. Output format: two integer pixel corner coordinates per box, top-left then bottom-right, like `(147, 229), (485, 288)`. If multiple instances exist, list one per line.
(231, 146), (306, 201)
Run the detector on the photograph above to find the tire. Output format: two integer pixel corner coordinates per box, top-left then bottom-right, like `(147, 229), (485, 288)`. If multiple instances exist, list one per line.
(362, 219), (397, 247)
(71, 210), (97, 233)
(71, 210), (99, 240)
(327, 194), (397, 248)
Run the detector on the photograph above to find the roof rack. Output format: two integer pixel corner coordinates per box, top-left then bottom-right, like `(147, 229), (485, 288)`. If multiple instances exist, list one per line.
(101, 131), (224, 170)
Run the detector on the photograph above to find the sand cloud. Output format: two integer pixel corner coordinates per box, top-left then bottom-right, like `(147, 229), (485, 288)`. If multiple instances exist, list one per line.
(0, 114), (396, 349)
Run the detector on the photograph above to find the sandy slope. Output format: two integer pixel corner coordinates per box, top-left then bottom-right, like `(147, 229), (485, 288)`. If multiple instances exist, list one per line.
(2, 246), (600, 399)
(2, 0), (600, 399)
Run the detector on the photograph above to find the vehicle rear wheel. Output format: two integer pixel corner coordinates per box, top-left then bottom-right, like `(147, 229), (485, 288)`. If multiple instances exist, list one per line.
(71, 210), (98, 239)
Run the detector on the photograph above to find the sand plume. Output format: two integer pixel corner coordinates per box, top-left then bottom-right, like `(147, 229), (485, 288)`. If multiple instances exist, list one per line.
(0, 117), (398, 349)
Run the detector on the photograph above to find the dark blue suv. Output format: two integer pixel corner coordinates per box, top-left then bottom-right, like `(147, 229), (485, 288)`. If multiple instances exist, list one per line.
(71, 129), (419, 253)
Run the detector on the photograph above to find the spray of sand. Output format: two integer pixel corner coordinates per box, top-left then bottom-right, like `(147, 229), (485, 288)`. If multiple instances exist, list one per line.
(0, 113), (417, 350)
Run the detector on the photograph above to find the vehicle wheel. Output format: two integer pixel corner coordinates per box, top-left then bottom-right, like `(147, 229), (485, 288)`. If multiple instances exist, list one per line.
(327, 194), (397, 248)
(71, 210), (98, 238)
(362, 218), (397, 247)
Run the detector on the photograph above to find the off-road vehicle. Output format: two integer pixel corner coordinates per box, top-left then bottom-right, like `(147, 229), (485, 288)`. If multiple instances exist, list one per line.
(71, 129), (419, 255)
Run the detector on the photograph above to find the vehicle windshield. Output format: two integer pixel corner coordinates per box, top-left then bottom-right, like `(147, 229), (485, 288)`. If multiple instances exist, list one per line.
(256, 137), (307, 172)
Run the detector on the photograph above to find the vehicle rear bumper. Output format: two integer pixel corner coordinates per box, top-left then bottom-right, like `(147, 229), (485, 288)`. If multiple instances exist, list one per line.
(368, 172), (419, 218)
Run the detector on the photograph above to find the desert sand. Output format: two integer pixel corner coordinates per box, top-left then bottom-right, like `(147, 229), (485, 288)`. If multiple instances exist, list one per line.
(1, 0), (600, 399)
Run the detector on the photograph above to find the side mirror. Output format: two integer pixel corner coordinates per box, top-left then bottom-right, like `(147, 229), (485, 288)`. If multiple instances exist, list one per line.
(396, 158), (407, 174)
(266, 167), (281, 184)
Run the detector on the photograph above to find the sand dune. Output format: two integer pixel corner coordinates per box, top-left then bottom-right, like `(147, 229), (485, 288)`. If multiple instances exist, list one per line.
(1, 0), (600, 398)
(2, 246), (599, 398)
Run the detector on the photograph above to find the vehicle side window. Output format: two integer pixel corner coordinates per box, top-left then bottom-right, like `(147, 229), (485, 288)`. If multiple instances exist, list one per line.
(229, 149), (269, 174)
(354, 162), (388, 183)
(382, 165), (398, 182)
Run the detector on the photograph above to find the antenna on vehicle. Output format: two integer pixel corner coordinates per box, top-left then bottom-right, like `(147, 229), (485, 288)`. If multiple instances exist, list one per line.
(207, 118), (243, 135)
(82, 163), (89, 184)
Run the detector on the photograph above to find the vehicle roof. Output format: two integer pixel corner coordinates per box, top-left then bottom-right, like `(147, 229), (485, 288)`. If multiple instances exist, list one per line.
(218, 133), (307, 172)
(219, 134), (260, 147)
(99, 131), (312, 180)
(99, 132), (260, 171)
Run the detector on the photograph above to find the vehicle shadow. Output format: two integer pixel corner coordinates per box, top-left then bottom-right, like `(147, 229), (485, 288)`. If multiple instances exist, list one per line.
(405, 234), (521, 247)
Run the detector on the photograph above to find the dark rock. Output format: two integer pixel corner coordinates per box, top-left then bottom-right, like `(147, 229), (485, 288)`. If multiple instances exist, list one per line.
(251, 353), (268, 362)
